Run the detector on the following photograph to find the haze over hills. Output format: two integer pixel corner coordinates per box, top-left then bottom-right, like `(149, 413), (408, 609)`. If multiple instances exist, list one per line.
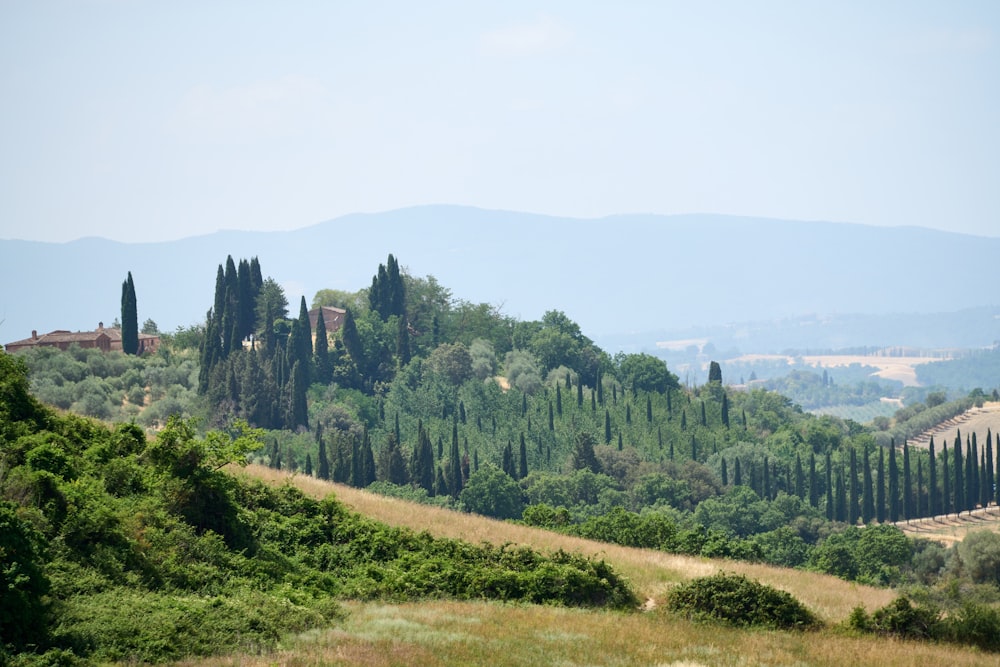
(2, 205), (998, 352)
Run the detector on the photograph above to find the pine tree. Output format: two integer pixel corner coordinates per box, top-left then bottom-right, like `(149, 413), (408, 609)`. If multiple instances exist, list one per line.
(862, 447), (874, 524)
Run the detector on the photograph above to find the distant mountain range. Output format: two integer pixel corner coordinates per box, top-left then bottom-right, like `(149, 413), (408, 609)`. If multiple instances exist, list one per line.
(2, 205), (998, 353)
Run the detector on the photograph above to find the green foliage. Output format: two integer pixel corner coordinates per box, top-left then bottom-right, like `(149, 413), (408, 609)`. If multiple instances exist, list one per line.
(667, 572), (819, 630)
(460, 465), (523, 519)
(0, 501), (50, 649)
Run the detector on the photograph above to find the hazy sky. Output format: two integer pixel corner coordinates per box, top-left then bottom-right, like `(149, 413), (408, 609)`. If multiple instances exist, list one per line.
(2, 1), (998, 243)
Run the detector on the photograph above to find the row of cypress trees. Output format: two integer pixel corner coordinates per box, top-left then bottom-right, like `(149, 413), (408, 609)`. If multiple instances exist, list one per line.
(720, 429), (996, 524)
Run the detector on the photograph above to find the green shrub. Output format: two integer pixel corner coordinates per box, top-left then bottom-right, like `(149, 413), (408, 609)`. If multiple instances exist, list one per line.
(667, 572), (819, 630)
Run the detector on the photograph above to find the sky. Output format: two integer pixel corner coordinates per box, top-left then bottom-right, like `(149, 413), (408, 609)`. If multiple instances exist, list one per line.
(1, 1), (998, 243)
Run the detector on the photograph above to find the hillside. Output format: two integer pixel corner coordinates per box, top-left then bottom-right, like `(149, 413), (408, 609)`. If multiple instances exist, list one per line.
(3, 206), (999, 348)
(242, 464), (895, 622)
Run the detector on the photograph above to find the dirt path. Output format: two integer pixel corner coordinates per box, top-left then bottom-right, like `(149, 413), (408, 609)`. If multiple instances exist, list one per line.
(895, 504), (1000, 545)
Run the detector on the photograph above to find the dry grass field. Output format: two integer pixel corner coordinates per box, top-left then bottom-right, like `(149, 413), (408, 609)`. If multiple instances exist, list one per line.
(728, 353), (948, 387)
(180, 464), (1000, 667)
(908, 402), (1000, 450)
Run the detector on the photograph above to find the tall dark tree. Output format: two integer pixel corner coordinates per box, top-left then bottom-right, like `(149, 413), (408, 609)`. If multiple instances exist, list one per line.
(888, 442), (899, 523)
(646, 395), (653, 423)
(518, 432), (529, 480)
(721, 457), (729, 486)
(903, 440), (912, 520)
(383, 433), (408, 486)
(700, 401), (707, 427)
(835, 466), (847, 523)
(502, 441), (515, 478)
(942, 445), (951, 515)
(721, 393), (730, 429)
(571, 432), (601, 474)
(986, 429), (995, 508)
(556, 384), (563, 416)
(825, 452), (833, 521)
(794, 454), (805, 500)
(314, 307), (332, 384)
(734, 457), (742, 486)
(341, 308), (365, 375)
(808, 453), (819, 508)
(929, 437), (939, 516)
(448, 421), (464, 496)
(849, 448), (859, 525)
(412, 422), (435, 495)
(954, 432), (965, 514)
(396, 313), (411, 365)
(862, 447), (874, 524)
(707, 360), (722, 384)
(604, 410), (612, 444)
(917, 457), (925, 518)
(877, 447), (888, 521)
(316, 424), (330, 481)
(121, 271), (139, 355)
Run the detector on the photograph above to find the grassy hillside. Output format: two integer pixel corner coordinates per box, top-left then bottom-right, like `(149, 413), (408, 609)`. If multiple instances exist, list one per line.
(243, 464), (895, 622)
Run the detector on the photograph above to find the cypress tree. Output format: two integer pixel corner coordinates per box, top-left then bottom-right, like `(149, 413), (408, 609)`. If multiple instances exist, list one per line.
(341, 308), (365, 376)
(721, 393), (730, 428)
(518, 433), (528, 480)
(305, 452), (313, 477)
(888, 443), (899, 523)
(556, 384), (563, 416)
(903, 440), (912, 520)
(314, 307), (331, 384)
(942, 445), (951, 515)
(577, 379), (583, 407)
(604, 410), (612, 444)
(825, 453), (834, 521)
(412, 422), (435, 495)
(875, 447), (886, 523)
(669, 438), (674, 460)
(700, 401), (707, 426)
(548, 401), (554, 431)
(591, 388), (596, 411)
(385, 433), (408, 486)
(917, 457), (925, 518)
(809, 453), (819, 508)
(121, 271), (139, 355)
(361, 429), (376, 487)
(708, 360), (722, 384)
(449, 421), (463, 497)
(666, 389), (672, 417)
(618, 432), (623, 451)
(690, 434), (697, 462)
(657, 426), (663, 449)
(834, 466), (847, 522)
(849, 448), (859, 524)
(986, 429), (995, 507)
(625, 403), (632, 425)
(646, 395), (653, 423)
(964, 436), (974, 511)
(929, 437), (939, 516)
(596, 374), (604, 406)
(763, 456), (771, 500)
(721, 457), (728, 486)
(795, 454), (805, 499)
(502, 441), (514, 477)
(680, 409), (687, 430)
(862, 447), (874, 524)
(954, 432), (964, 514)
(316, 424), (330, 480)
(734, 457), (742, 486)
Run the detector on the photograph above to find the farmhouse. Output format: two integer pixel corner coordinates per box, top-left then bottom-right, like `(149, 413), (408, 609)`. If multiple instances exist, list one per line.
(4, 323), (160, 355)
(308, 306), (346, 341)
